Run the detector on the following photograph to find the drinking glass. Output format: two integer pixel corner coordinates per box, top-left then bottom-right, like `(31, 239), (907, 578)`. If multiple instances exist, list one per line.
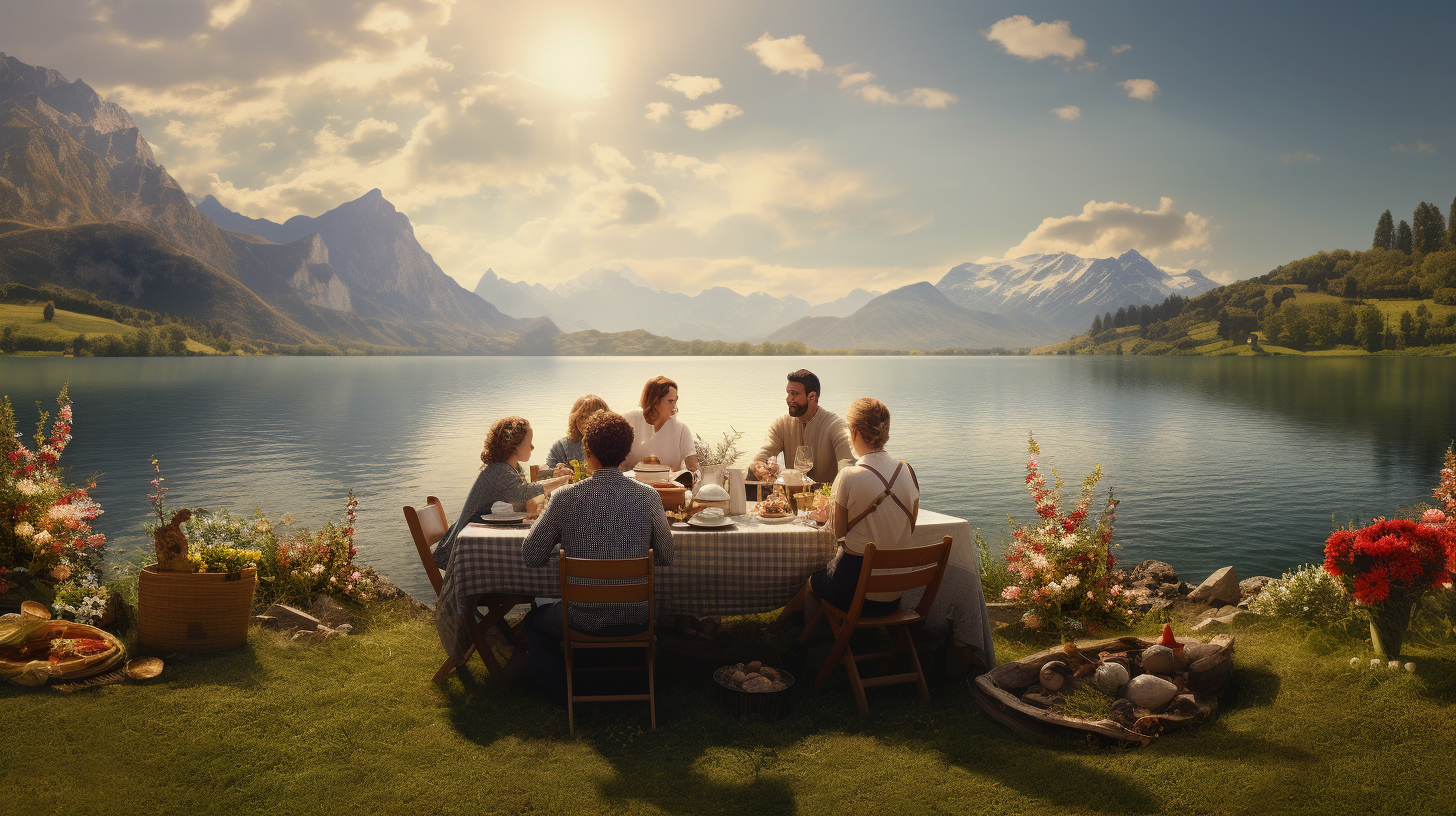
(794, 445), (814, 475)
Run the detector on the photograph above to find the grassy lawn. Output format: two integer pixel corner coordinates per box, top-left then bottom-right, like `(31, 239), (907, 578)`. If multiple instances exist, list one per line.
(0, 302), (133, 341)
(3, 603), (1452, 816)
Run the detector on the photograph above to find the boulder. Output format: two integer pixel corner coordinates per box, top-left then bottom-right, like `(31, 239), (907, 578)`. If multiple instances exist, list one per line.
(1130, 560), (1178, 587)
(1239, 576), (1277, 604)
(1187, 566), (1240, 606)
(1140, 645), (1177, 675)
(263, 603), (321, 632)
(310, 596), (353, 628)
(1190, 608), (1252, 631)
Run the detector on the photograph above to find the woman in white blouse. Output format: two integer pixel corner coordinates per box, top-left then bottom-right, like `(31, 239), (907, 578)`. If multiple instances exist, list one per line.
(621, 375), (700, 474)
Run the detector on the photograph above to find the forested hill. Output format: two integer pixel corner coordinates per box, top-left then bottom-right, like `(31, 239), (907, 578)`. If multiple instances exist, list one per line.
(1048, 199), (1456, 356)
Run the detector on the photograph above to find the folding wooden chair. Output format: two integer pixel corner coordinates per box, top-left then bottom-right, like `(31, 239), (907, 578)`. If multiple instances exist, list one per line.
(814, 536), (953, 715)
(404, 496), (528, 683)
(559, 550), (657, 734)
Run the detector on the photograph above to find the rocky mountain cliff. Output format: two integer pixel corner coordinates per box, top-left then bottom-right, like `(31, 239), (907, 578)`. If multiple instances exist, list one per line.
(766, 282), (1058, 350)
(936, 249), (1218, 332)
(474, 263), (881, 341)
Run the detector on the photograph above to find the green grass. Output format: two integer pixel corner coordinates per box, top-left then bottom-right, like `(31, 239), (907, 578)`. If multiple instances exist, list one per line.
(0, 302), (136, 341)
(3, 603), (1453, 815)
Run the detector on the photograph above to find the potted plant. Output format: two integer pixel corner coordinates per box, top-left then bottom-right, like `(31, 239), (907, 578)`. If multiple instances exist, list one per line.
(135, 458), (261, 653)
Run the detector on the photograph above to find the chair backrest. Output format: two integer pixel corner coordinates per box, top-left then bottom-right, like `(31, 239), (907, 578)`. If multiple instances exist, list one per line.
(559, 551), (655, 632)
(404, 496), (450, 598)
(850, 536), (954, 620)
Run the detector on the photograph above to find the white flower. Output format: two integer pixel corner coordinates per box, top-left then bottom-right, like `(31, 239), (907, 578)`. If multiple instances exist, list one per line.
(1046, 581), (1062, 594)
(32, 530), (53, 546)
(1029, 553), (1050, 570)
(16, 479), (40, 496)
(1059, 534), (1078, 548)
(1062, 575), (1080, 590)
(14, 522), (35, 539)
(310, 563), (324, 575)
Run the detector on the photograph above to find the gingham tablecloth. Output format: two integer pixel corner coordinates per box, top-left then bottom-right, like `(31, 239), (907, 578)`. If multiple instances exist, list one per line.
(435, 507), (994, 669)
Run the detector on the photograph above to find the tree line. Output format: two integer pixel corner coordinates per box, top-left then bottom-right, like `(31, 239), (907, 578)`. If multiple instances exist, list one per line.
(1372, 198), (1456, 255)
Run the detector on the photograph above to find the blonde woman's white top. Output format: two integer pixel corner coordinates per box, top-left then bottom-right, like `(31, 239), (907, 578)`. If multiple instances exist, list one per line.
(832, 449), (920, 601)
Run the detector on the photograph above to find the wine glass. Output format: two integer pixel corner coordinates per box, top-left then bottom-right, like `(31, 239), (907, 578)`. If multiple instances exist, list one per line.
(794, 445), (814, 476)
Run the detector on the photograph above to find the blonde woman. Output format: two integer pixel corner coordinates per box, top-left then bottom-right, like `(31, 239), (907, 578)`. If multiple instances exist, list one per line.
(546, 394), (609, 476)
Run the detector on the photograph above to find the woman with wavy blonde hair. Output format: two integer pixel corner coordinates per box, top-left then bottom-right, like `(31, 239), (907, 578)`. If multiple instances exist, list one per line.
(545, 394), (610, 475)
(431, 416), (568, 570)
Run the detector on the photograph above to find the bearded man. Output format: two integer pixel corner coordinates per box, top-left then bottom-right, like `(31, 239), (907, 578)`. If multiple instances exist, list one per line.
(749, 369), (854, 485)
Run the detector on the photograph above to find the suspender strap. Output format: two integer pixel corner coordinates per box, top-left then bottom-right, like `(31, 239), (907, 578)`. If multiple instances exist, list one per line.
(843, 460), (917, 536)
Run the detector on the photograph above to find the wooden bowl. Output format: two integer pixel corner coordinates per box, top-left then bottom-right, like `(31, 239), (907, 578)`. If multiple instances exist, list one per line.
(649, 482), (686, 510)
(124, 656), (165, 680)
(20, 601), (50, 620)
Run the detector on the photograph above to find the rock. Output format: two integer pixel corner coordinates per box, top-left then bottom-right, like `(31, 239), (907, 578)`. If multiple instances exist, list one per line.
(1130, 560), (1178, 587)
(334, 623), (353, 635)
(1039, 661), (1070, 691)
(290, 625), (337, 645)
(1126, 674), (1178, 710)
(1094, 662), (1129, 694)
(252, 614), (279, 629)
(1140, 645), (1176, 675)
(1195, 607), (1225, 622)
(1021, 689), (1061, 708)
(1187, 567), (1241, 606)
(1108, 697), (1138, 727)
(309, 596), (353, 628)
(742, 675), (773, 692)
(263, 603), (321, 632)
(1239, 576), (1277, 602)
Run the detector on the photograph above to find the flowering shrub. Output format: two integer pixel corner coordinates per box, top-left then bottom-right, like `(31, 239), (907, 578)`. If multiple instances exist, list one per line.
(183, 508), (266, 574)
(1248, 564), (1357, 628)
(259, 491), (381, 608)
(1323, 519), (1454, 605)
(1001, 435), (1138, 634)
(0, 386), (110, 622)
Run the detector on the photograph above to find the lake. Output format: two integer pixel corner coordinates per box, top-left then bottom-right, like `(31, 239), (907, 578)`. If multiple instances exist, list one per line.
(1, 355), (1451, 601)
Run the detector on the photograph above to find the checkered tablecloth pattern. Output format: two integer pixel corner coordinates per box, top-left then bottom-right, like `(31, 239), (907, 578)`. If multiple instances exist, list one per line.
(435, 508), (994, 669)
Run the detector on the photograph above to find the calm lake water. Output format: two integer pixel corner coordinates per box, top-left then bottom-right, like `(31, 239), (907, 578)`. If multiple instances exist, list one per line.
(1, 355), (1451, 600)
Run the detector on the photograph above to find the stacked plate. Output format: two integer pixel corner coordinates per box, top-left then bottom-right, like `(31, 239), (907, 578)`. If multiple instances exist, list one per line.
(477, 511), (527, 526)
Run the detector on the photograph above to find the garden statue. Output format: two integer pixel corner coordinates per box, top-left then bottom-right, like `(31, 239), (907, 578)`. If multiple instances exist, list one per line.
(154, 508), (193, 572)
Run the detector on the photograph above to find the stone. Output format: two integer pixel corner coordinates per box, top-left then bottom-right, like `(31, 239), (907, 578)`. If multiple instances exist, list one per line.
(309, 596), (353, 628)
(1187, 566), (1241, 606)
(263, 603), (321, 632)
(1126, 674), (1178, 710)
(252, 614), (279, 629)
(1239, 576), (1277, 602)
(1140, 645), (1177, 675)
(334, 623), (353, 635)
(1130, 560), (1178, 587)
(1094, 662), (1129, 694)
(290, 625), (337, 645)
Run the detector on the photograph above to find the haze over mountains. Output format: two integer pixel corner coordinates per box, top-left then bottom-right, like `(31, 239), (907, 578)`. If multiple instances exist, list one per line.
(474, 264), (881, 341)
(0, 52), (1222, 353)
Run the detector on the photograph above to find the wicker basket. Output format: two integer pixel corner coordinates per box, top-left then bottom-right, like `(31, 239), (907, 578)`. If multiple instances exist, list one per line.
(137, 565), (256, 653)
(0, 621), (126, 682)
(714, 666), (796, 720)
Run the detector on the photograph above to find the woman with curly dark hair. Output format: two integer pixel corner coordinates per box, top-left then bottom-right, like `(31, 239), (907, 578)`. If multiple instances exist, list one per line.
(432, 416), (568, 570)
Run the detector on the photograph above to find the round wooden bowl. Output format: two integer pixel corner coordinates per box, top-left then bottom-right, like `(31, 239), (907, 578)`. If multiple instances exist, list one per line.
(714, 665), (796, 721)
(20, 601), (51, 620)
(124, 656), (165, 680)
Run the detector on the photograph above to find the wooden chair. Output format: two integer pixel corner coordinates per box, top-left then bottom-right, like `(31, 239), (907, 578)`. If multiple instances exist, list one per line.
(814, 536), (954, 715)
(404, 496), (528, 683)
(559, 551), (657, 734)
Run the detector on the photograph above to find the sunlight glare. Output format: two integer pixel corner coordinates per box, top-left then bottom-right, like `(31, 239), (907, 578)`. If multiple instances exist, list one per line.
(526, 22), (613, 98)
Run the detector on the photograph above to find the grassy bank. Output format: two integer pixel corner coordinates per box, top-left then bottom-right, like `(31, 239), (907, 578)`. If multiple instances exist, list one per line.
(3, 602), (1453, 815)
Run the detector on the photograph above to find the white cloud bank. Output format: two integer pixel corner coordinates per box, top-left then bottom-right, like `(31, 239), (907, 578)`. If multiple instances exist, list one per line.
(657, 73), (722, 100)
(644, 101), (673, 122)
(746, 33), (956, 109)
(1052, 105), (1081, 121)
(1280, 150), (1320, 165)
(983, 16), (1085, 63)
(682, 103), (743, 131)
(1393, 141), (1437, 156)
(1003, 197), (1212, 261)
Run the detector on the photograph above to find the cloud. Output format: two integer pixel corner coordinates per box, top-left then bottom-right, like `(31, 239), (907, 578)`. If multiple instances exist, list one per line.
(643, 151), (725, 179)
(644, 101), (673, 123)
(983, 16), (1085, 63)
(577, 182), (664, 227)
(1003, 197), (1213, 261)
(1392, 141), (1437, 156)
(360, 4), (413, 34)
(851, 84), (957, 109)
(1052, 105), (1081, 121)
(515, 117), (533, 125)
(744, 33), (824, 77)
(1280, 150), (1320, 165)
(1111, 44), (1132, 54)
(590, 143), (634, 177)
(657, 73), (722, 100)
(682, 103), (743, 131)
(208, 0), (251, 30)
(1119, 78), (1160, 101)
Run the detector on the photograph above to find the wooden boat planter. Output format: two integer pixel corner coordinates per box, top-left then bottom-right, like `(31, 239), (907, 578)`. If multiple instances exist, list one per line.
(0, 618), (127, 685)
(137, 565), (256, 653)
(973, 634), (1235, 746)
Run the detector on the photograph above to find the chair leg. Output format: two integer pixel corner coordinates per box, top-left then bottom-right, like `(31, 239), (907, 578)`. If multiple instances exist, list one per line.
(900, 627), (931, 705)
(815, 614), (852, 691)
(647, 642), (657, 730)
(843, 647), (869, 715)
(565, 643), (576, 735)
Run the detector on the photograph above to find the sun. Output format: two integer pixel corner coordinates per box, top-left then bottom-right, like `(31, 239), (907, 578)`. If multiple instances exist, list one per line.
(526, 23), (613, 98)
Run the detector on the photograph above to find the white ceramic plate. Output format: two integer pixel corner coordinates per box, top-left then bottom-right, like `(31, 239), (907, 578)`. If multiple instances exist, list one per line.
(480, 512), (527, 523)
(752, 512), (796, 525)
(688, 515), (736, 528)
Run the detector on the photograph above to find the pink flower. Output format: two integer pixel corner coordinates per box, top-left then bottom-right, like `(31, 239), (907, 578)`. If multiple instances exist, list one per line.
(1422, 508), (1446, 524)
(1001, 585), (1022, 601)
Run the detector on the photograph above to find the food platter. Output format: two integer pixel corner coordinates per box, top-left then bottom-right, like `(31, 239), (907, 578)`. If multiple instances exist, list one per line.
(751, 512), (796, 525)
(687, 515), (736, 528)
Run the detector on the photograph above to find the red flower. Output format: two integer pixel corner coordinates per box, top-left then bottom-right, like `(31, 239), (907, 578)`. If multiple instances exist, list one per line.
(1351, 569), (1392, 605)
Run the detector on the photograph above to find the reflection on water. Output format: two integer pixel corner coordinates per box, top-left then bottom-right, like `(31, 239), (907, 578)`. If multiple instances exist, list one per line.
(1, 355), (1451, 600)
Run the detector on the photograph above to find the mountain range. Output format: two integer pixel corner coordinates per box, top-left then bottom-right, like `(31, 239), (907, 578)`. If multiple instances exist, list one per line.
(0, 51), (1225, 353)
(473, 264), (881, 341)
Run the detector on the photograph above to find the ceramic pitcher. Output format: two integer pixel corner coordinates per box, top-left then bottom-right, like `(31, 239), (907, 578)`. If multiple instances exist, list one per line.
(726, 467), (748, 516)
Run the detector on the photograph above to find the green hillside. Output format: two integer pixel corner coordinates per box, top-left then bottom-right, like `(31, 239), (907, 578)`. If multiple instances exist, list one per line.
(0, 302), (133, 339)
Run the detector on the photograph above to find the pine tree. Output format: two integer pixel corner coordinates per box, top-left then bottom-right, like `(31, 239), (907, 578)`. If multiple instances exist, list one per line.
(1114, 306), (1128, 328)
(1374, 209), (1395, 249)
(1412, 202), (1445, 254)
(42, 301), (55, 321)
(1091, 314), (1104, 334)
(1395, 220), (1414, 254)
(1103, 311), (1113, 331)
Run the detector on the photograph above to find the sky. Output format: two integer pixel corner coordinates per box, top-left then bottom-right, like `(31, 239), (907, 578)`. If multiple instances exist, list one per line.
(3, 1), (1454, 300)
